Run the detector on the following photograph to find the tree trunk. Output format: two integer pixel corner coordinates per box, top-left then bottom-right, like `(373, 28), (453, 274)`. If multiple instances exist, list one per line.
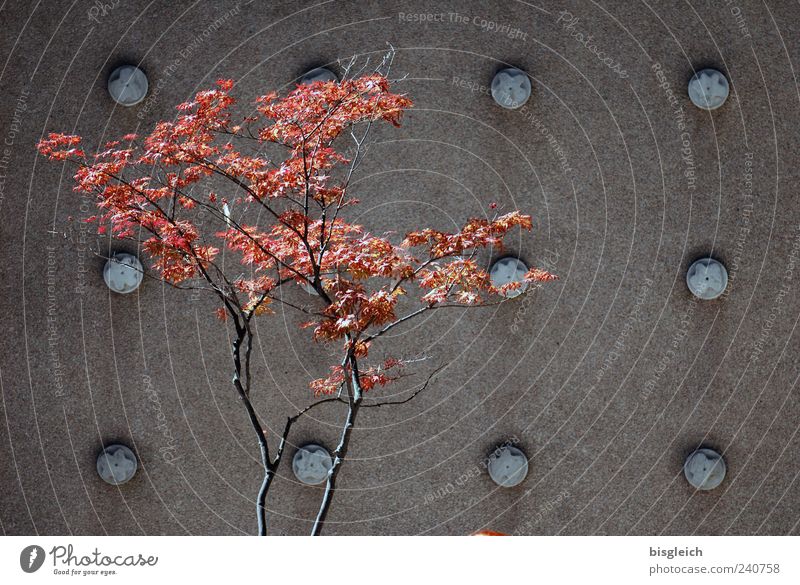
(310, 353), (362, 535)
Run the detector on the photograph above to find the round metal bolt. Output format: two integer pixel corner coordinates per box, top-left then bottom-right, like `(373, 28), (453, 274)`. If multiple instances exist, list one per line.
(108, 65), (149, 106)
(300, 67), (338, 85)
(97, 444), (138, 485)
(688, 68), (729, 110)
(293, 444), (333, 485)
(686, 257), (728, 300)
(684, 448), (726, 491)
(490, 256), (529, 298)
(104, 253), (144, 294)
(487, 445), (529, 487)
(491, 68), (531, 109)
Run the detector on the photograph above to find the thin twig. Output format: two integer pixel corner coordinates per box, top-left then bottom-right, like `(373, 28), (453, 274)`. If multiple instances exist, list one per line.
(360, 364), (444, 408)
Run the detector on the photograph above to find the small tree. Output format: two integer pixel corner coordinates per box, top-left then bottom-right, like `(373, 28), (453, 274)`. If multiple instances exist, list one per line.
(38, 54), (556, 535)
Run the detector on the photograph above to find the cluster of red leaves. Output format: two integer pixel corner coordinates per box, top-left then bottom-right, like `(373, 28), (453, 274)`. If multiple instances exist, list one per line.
(37, 74), (556, 397)
(36, 133), (84, 160)
(403, 212), (532, 257)
(257, 75), (410, 149)
(310, 358), (404, 397)
(309, 283), (404, 342)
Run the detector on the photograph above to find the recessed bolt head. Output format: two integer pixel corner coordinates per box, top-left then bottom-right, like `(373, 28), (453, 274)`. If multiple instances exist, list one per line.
(686, 257), (728, 300)
(104, 253), (144, 294)
(491, 68), (531, 109)
(108, 65), (149, 107)
(688, 68), (729, 110)
(490, 256), (529, 298)
(487, 445), (529, 487)
(300, 67), (338, 85)
(293, 444), (333, 485)
(684, 448), (726, 490)
(97, 444), (138, 485)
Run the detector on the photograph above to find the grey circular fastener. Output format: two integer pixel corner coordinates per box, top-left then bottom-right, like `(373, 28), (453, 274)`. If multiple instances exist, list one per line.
(300, 67), (338, 85)
(97, 444), (138, 485)
(686, 257), (728, 300)
(108, 65), (149, 106)
(293, 444), (333, 485)
(104, 253), (144, 294)
(487, 445), (529, 487)
(684, 448), (726, 490)
(491, 68), (531, 109)
(688, 68), (729, 110)
(490, 256), (529, 298)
